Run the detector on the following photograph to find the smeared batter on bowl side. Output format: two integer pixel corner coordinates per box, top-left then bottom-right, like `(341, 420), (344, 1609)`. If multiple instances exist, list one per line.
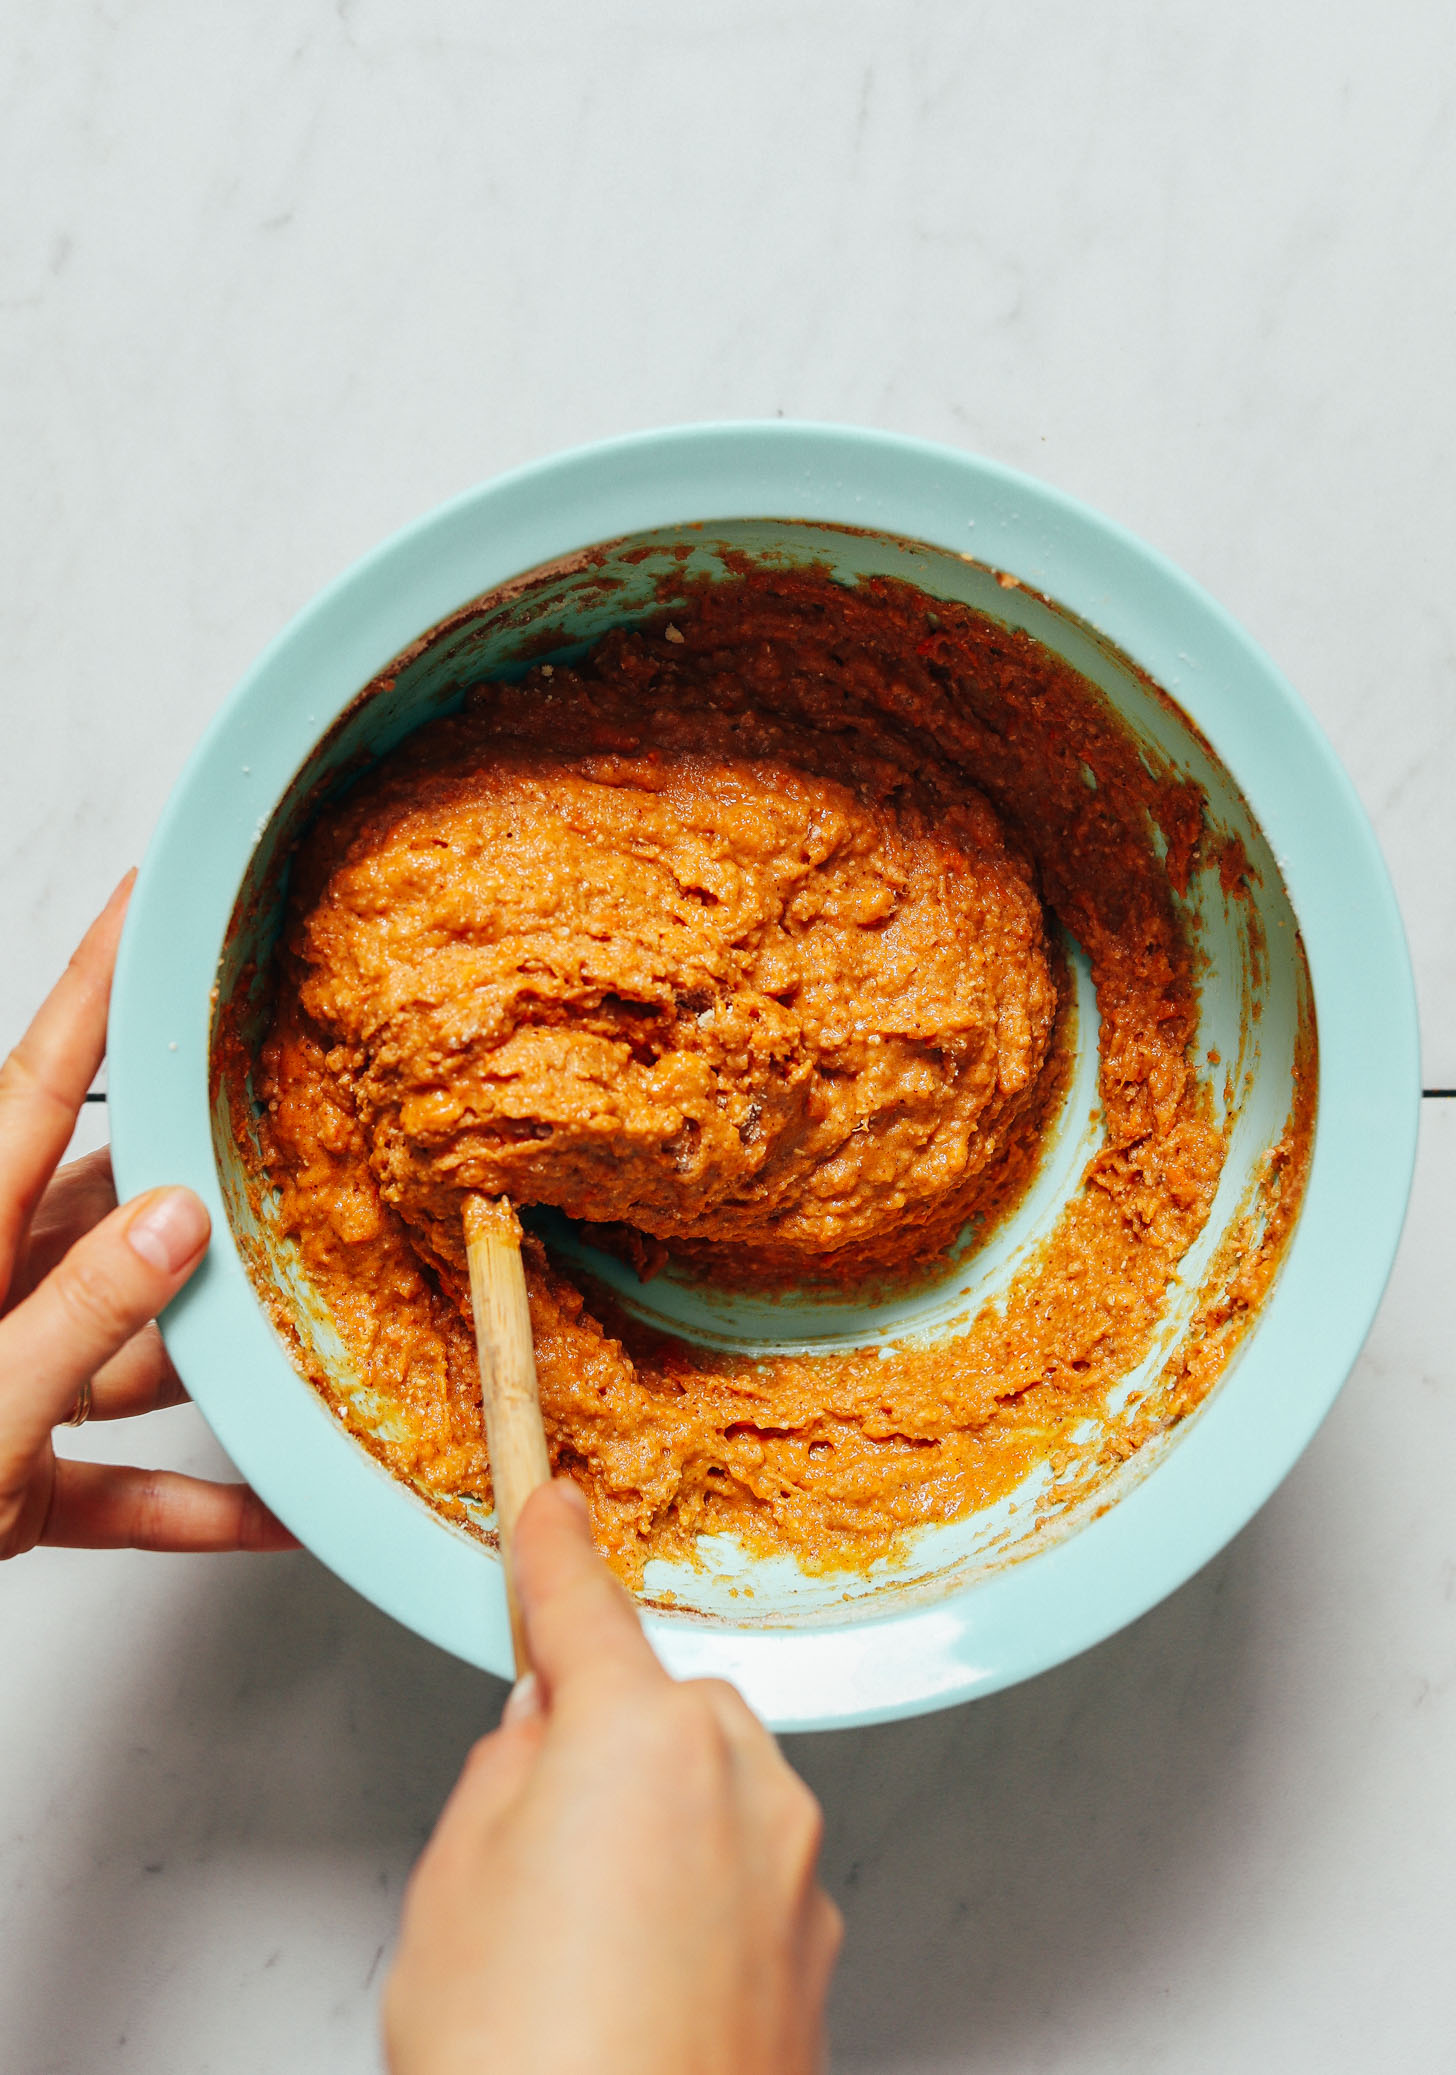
(250, 564), (1311, 1584)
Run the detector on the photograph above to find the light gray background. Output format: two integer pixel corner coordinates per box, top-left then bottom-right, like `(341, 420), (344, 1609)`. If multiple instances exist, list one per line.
(3, 4), (1453, 2070)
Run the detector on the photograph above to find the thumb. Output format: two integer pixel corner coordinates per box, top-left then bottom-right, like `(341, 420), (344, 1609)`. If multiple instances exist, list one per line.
(512, 1481), (661, 1705)
(0, 1187), (209, 1468)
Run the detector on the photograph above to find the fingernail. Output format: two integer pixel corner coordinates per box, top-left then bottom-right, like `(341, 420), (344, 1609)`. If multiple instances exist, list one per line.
(503, 1671), (542, 1727)
(106, 868), (138, 912)
(126, 1188), (210, 1274)
(552, 1479), (590, 1521)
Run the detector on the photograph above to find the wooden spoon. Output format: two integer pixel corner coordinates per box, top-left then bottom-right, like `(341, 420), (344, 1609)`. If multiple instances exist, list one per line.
(463, 1194), (551, 1675)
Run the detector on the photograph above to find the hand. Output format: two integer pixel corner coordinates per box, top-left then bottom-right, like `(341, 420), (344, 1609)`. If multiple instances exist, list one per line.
(0, 874), (296, 1558)
(385, 1482), (843, 2075)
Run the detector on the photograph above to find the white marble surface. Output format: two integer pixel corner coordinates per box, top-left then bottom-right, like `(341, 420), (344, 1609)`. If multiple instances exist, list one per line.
(2, 3), (1453, 2069)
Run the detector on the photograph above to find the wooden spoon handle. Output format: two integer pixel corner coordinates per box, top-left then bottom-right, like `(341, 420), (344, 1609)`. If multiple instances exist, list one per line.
(463, 1195), (551, 1676)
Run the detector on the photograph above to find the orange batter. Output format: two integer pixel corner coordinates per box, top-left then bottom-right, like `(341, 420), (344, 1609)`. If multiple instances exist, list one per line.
(285, 650), (1059, 1294)
(252, 564), (1310, 1584)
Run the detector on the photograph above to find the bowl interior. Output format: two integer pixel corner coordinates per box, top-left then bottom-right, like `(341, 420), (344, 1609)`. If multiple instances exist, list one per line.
(214, 517), (1313, 1628)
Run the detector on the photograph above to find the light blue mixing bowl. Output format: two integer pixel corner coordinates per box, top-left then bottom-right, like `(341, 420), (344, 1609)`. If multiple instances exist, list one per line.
(109, 425), (1419, 1731)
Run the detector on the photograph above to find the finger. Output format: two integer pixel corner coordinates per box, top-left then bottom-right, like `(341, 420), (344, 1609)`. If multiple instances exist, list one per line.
(41, 1459), (298, 1551)
(686, 1674), (800, 1801)
(89, 1322), (190, 1420)
(0, 1187), (208, 1475)
(431, 1712), (547, 1852)
(692, 1673), (775, 1754)
(0, 875), (133, 1299)
(692, 1677), (826, 1878)
(6, 1148), (118, 1311)
(512, 1480), (662, 1704)
(800, 1890), (845, 2012)
(398, 1713), (549, 1974)
(812, 1891), (846, 1974)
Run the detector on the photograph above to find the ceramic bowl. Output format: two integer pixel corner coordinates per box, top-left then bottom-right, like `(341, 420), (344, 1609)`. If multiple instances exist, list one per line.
(109, 424), (1419, 1730)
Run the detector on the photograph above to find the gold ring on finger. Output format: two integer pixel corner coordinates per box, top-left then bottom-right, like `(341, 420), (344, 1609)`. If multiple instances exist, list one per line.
(64, 1376), (93, 1428)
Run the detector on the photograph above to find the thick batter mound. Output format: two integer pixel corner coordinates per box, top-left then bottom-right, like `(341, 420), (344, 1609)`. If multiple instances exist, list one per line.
(287, 664), (1058, 1294)
(252, 564), (1311, 1584)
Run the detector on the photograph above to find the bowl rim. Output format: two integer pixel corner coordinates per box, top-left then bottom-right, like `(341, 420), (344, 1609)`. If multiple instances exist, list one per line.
(109, 421), (1421, 1731)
